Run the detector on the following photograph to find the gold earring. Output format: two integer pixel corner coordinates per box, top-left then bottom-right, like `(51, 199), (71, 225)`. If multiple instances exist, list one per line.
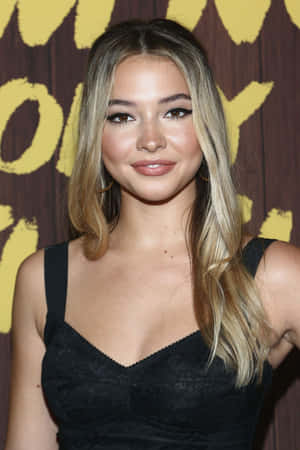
(198, 159), (209, 182)
(199, 174), (209, 182)
(99, 180), (114, 192)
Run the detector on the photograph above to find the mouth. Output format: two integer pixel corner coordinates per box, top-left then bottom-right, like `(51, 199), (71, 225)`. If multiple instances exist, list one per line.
(131, 160), (176, 168)
(131, 160), (176, 176)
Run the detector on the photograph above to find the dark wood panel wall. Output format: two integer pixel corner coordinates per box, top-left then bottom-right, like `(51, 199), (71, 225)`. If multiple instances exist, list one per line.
(0, 1), (299, 448)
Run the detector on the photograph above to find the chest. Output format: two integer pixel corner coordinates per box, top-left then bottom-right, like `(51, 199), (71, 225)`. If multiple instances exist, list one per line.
(64, 253), (198, 368)
(42, 318), (272, 448)
(41, 240), (273, 448)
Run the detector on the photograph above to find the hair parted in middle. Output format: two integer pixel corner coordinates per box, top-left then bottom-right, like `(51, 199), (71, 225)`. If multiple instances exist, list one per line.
(68, 18), (272, 387)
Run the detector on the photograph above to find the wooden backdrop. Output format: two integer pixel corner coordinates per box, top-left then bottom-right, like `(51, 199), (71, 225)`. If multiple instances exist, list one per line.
(0, 0), (299, 448)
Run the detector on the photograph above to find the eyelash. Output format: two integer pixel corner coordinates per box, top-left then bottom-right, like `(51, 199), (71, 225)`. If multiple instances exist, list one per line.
(106, 112), (134, 124)
(106, 108), (192, 124)
(165, 108), (192, 119)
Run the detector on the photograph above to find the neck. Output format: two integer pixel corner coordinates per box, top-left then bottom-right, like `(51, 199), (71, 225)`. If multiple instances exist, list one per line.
(108, 188), (196, 253)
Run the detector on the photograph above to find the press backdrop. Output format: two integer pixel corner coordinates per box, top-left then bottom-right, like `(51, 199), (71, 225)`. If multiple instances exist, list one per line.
(0, 0), (299, 448)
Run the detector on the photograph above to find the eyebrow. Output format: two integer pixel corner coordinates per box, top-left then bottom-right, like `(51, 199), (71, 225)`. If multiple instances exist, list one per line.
(108, 93), (191, 107)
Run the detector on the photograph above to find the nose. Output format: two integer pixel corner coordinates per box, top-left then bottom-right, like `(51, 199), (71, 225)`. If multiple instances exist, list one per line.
(136, 119), (167, 152)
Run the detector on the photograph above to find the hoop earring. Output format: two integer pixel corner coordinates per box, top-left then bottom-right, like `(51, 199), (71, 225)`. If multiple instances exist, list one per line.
(99, 180), (114, 193)
(198, 158), (209, 182)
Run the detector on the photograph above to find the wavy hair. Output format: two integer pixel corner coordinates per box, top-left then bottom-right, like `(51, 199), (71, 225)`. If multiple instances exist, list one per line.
(68, 18), (271, 387)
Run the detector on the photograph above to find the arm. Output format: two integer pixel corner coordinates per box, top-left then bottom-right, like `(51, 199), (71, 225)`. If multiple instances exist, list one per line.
(256, 240), (300, 367)
(5, 250), (58, 450)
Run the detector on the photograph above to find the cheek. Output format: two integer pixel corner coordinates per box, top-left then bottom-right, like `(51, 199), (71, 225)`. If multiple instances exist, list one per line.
(168, 124), (202, 160)
(101, 128), (131, 165)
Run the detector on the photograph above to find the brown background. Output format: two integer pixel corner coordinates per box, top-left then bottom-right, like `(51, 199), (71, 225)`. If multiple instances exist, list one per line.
(0, 1), (299, 448)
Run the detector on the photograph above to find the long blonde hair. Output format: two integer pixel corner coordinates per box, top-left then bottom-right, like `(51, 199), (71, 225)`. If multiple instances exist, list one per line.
(68, 18), (271, 387)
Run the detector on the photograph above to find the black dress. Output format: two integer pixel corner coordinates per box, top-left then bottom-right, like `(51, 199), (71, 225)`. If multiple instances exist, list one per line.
(42, 237), (275, 449)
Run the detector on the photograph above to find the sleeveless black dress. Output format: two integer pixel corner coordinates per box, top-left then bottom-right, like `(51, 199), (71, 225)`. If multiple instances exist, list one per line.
(42, 237), (275, 449)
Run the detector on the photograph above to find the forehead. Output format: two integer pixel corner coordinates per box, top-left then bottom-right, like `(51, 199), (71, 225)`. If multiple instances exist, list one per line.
(110, 54), (190, 98)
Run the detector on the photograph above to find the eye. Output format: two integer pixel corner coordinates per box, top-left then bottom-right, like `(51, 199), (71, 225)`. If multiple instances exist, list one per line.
(165, 108), (192, 119)
(106, 112), (134, 124)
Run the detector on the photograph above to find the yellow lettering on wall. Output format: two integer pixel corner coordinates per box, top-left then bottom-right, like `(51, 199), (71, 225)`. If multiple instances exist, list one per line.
(0, 217), (38, 332)
(215, 0), (271, 44)
(166, 0), (207, 30)
(284, 0), (300, 29)
(0, 0), (16, 39)
(17, 0), (76, 46)
(0, 78), (63, 174)
(57, 83), (82, 177)
(238, 194), (253, 224)
(259, 208), (293, 242)
(75, 0), (115, 49)
(0, 205), (14, 231)
(219, 81), (274, 164)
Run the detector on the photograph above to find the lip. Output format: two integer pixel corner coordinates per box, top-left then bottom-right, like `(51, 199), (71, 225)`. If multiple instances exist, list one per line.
(131, 160), (176, 176)
(131, 159), (176, 167)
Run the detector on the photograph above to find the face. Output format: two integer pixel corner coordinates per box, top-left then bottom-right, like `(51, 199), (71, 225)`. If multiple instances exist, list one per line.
(101, 54), (203, 203)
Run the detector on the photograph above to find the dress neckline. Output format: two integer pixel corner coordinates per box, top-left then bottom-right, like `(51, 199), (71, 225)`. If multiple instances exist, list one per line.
(45, 237), (274, 373)
(56, 320), (273, 375)
(61, 319), (204, 371)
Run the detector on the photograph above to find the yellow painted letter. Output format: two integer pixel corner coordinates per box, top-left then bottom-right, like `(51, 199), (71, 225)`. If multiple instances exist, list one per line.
(238, 194), (253, 224)
(0, 0), (16, 40)
(166, 0), (207, 30)
(0, 205), (14, 232)
(219, 81), (274, 164)
(0, 217), (39, 332)
(57, 83), (82, 177)
(0, 78), (63, 174)
(17, 0), (76, 46)
(75, 0), (115, 49)
(285, 0), (300, 29)
(259, 208), (293, 242)
(215, 0), (271, 44)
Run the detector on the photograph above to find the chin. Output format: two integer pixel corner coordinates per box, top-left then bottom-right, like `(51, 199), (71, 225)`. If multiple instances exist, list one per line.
(126, 186), (182, 204)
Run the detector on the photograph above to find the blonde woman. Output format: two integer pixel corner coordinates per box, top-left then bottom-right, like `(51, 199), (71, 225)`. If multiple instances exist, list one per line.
(5, 19), (300, 450)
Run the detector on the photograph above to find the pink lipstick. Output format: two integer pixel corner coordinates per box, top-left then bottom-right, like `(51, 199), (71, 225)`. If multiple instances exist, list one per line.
(131, 160), (176, 176)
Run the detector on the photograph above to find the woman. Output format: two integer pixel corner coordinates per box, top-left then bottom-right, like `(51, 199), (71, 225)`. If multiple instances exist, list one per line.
(5, 18), (300, 450)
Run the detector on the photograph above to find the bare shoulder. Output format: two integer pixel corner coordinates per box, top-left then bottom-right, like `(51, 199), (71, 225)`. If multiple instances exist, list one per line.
(13, 248), (46, 334)
(255, 239), (300, 353)
(7, 246), (60, 449)
(256, 239), (300, 287)
(13, 239), (75, 338)
(17, 247), (46, 290)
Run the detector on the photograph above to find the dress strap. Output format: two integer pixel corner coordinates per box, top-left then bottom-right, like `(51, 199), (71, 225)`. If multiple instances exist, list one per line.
(43, 241), (69, 345)
(242, 237), (276, 277)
